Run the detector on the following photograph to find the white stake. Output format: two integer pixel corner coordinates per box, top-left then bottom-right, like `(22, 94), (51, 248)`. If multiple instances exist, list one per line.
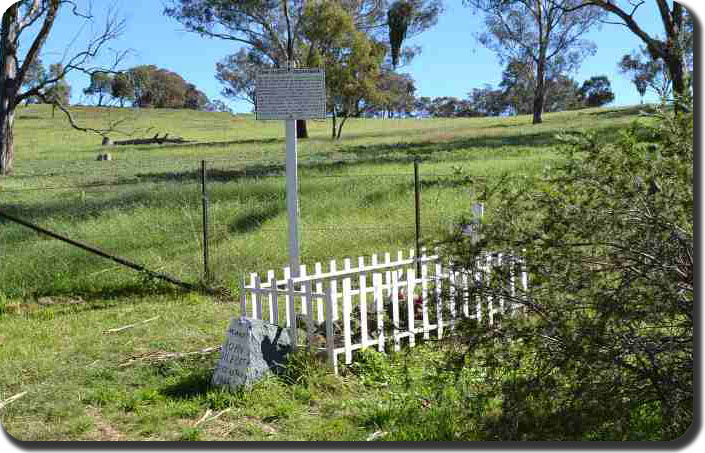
(285, 118), (300, 277)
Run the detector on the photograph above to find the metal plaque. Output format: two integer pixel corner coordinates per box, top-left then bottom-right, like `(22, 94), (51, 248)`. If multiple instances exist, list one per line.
(256, 68), (326, 120)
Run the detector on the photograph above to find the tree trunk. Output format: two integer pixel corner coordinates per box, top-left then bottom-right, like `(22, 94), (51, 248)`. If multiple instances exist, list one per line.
(296, 119), (308, 139)
(336, 116), (348, 140)
(0, 109), (15, 176)
(667, 56), (687, 100)
(0, 4), (19, 176)
(533, 57), (546, 125)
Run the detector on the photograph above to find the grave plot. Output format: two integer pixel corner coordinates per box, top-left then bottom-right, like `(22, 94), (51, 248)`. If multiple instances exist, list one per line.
(240, 248), (528, 373)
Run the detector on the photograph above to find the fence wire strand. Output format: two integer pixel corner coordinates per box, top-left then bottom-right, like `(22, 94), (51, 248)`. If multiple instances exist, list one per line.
(1, 155), (538, 295)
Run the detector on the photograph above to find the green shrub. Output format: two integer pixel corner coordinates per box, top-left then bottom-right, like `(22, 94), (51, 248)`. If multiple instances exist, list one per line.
(444, 101), (693, 440)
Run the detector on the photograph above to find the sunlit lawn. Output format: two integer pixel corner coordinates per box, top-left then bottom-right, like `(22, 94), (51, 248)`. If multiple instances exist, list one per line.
(0, 103), (649, 440)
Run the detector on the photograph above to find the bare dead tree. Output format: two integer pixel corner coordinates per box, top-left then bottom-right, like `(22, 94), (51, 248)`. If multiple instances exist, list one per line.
(1, 0), (127, 175)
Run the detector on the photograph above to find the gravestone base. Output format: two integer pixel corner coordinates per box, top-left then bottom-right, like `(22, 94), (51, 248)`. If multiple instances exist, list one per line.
(212, 317), (293, 391)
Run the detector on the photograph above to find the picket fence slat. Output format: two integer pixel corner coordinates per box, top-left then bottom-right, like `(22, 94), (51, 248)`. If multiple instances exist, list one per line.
(287, 279), (297, 350)
(406, 269), (416, 349)
(270, 276), (279, 325)
(240, 244), (526, 374)
(342, 271), (353, 365)
(315, 262), (324, 324)
(421, 253), (430, 341)
(283, 267), (291, 327)
(435, 261), (444, 339)
(267, 270), (276, 322)
(330, 260), (338, 322)
(391, 270), (401, 352)
(324, 285), (336, 371)
(358, 256), (368, 348)
(300, 265), (308, 316)
(255, 275), (263, 320)
(373, 271), (384, 353)
(305, 282), (314, 349)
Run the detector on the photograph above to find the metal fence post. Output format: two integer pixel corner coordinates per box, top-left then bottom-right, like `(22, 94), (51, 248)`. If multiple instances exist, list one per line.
(201, 160), (211, 282)
(414, 158), (422, 276)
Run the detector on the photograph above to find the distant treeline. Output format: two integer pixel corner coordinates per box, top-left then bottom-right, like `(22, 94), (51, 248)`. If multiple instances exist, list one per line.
(367, 67), (616, 119)
(24, 60), (230, 113)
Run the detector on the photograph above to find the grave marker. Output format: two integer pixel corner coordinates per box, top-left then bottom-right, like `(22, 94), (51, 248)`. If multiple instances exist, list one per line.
(212, 317), (293, 390)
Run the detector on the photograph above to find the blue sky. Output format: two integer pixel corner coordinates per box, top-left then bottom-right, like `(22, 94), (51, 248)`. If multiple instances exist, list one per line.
(9, 0), (698, 112)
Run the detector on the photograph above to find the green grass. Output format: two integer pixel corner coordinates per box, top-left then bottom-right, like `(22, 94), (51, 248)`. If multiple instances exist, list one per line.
(0, 103), (651, 440)
(1, 104), (647, 298)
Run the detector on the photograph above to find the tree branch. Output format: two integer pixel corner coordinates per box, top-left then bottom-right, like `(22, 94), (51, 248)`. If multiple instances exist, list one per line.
(36, 92), (131, 138)
(17, 10), (127, 105)
(17, 0), (60, 87)
(552, 0), (665, 58)
(17, 0), (46, 33)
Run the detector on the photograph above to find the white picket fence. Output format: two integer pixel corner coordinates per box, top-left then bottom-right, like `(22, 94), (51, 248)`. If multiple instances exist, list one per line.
(240, 248), (527, 372)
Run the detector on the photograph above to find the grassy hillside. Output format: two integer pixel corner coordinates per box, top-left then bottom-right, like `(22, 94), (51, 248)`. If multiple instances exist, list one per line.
(0, 104), (651, 441)
(2, 104), (646, 296)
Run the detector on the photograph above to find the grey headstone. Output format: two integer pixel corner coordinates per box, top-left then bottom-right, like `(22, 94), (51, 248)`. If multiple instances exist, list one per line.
(212, 317), (293, 391)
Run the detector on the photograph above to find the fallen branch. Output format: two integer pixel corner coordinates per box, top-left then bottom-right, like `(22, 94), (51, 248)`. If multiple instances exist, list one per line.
(118, 345), (221, 367)
(0, 391), (28, 410)
(194, 409), (212, 427)
(366, 430), (387, 441)
(205, 408), (231, 424)
(103, 316), (159, 334)
(111, 133), (190, 146)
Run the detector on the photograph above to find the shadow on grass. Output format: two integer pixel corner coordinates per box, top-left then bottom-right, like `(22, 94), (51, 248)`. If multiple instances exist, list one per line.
(0, 175), (283, 225)
(361, 182), (412, 206)
(126, 137), (282, 153)
(0, 282), (187, 316)
(338, 129), (562, 159)
(584, 105), (654, 119)
(160, 367), (215, 400)
(229, 203), (283, 234)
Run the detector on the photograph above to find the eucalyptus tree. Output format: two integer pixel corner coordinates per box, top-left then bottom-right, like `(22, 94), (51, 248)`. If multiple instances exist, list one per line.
(301, 0), (386, 138)
(464, 0), (603, 124)
(20, 57), (47, 104)
(578, 75), (614, 107)
(164, 0), (441, 135)
(215, 48), (270, 108)
(110, 72), (134, 107)
(561, 0), (692, 103)
(619, 47), (671, 101)
(83, 71), (113, 107)
(0, 0), (125, 175)
(45, 63), (71, 117)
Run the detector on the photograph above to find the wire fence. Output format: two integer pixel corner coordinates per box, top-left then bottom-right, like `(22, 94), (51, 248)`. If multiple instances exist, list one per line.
(0, 155), (540, 298)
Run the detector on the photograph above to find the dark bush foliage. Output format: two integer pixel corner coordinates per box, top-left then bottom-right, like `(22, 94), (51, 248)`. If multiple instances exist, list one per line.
(444, 99), (693, 440)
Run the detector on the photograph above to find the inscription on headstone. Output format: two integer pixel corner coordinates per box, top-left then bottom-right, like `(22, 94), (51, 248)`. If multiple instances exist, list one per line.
(256, 68), (326, 120)
(212, 317), (293, 390)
